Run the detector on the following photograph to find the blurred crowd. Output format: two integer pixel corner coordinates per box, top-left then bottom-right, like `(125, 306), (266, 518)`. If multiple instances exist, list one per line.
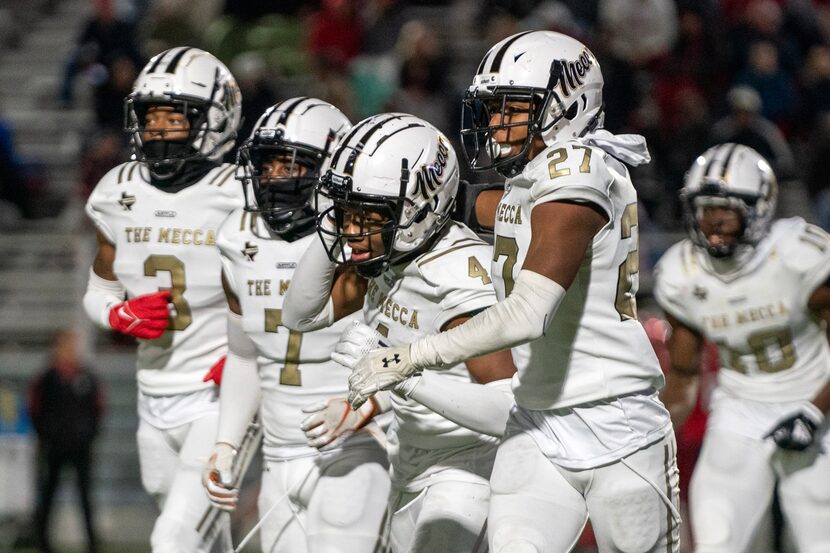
(5, 0), (830, 230)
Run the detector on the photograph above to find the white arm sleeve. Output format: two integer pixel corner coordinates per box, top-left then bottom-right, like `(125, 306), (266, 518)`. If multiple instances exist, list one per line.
(410, 269), (565, 369)
(405, 372), (513, 437)
(282, 220), (338, 332)
(216, 310), (262, 448)
(83, 268), (125, 328)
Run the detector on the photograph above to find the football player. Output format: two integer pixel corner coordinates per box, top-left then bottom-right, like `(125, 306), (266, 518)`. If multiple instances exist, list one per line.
(82, 47), (243, 553)
(345, 31), (681, 553)
(281, 113), (517, 553)
(201, 98), (391, 553)
(655, 143), (830, 553)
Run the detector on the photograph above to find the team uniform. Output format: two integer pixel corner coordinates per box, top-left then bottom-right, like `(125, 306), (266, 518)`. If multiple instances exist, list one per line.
(655, 217), (830, 553)
(360, 221), (499, 553)
(487, 140), (679, 553)
(86, 160), (242, 551)
(216, 209), (389, 553)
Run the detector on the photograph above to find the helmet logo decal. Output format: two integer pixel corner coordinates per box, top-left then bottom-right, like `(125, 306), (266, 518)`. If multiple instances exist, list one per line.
(552, 48), (594, 99)
(414, 137), (449, 200)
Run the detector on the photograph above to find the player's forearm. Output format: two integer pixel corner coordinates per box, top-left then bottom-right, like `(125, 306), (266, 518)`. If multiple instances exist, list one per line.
(216, 312), (262, 447)
(402, 372), (514, 437)
(660, 371), (699, 430)
(282, 232), (337, 331)
(811, 378), (830, 414)
(83, 267), (125, 328)
(410, 269), (564, 369)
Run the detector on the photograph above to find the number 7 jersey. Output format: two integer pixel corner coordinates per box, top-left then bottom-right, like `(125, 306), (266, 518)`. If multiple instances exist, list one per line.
(85, 161), (244, 396)
(654, 217), (830, 402)
(493, 140), (664, 410)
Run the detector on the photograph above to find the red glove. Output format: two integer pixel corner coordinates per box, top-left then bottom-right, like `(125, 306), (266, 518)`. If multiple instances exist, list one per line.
(108, 290), (171, 339)
(203, 356), (226, 386)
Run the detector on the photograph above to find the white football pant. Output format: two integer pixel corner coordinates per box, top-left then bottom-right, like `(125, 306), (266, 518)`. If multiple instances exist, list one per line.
(137, 412), (230, 553)
(690, 425), (830, 553)
(488, 431), (680, 553)
(258, 444), (389, 553)
(387, 477), (490, 553)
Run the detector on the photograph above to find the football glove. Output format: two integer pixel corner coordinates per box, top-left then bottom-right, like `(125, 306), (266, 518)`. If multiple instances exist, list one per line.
(331, 321), (387, 369)
(202, 442), (238, 511)
(348, 345), (417, 409)
(300, 397), (376, 451)
(108, 290), (171, 339)
(202, 356), (226, 387)
(765, 402), (825, 451)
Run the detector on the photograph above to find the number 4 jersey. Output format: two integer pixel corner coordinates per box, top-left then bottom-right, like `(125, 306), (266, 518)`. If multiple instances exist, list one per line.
(85, 161), (244, 397)
(494, 140), (665, 410)
(654, 217), (830, 402)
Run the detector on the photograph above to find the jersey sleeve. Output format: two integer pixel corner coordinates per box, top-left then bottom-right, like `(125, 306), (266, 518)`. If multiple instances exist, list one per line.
(419, 242), (498, 331)
(84, 162), (135, 243)
(216, 209), (247, 296)
(528, 142), (615, 220)
(653, 242), (699, 332)
(779, 218), (830, 305)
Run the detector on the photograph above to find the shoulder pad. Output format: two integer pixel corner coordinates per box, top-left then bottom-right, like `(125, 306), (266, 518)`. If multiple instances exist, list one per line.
(653, 240), (699, 327)
(216, 208), (256, 255)
(415, 225), (492, 285)
(776, 218), (830, 288)
(526, 141), (615, 218)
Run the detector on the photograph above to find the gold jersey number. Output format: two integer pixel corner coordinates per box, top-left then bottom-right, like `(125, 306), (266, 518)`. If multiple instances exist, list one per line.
(144, 255), (192, 331)
(719, 327), (797, 374)
(615, 203), (639, 321)
(264, 308), (303, 386)
(492, 235), (519, 297)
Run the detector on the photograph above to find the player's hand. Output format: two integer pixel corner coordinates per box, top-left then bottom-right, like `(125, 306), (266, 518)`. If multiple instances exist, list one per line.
(202, 442), (238, 511)
(765, 402), (825, 451)
(331, 321), (387, 369)
(108, 290), (171, 339)
(300, 396), (375, 451)
(348, 345), (417, 409)
(202, 356), (226, 386)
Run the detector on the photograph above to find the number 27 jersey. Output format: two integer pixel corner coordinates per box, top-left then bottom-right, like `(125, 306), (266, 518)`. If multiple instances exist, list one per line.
(85, 162), (243, 396)
(493, 140), (664, 410)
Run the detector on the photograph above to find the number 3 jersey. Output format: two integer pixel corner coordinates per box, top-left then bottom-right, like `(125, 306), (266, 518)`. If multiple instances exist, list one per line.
(217, 210), (359, 459)
(654, 217), (830, 403)
(494, 140), (664, 411)
(364, 222), (500, 489)
(85, 161), (243, 397)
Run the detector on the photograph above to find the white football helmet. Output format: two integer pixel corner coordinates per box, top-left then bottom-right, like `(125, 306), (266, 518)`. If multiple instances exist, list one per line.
(125, 47), (242, 179)
(317, 113), (460, 277)
(462, 30), (604, 177)
(681, 143), (778, 258)
(237, 97), (351, 237)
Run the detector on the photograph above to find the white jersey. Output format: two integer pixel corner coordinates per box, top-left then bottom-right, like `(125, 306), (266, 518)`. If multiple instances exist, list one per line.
(217, 210), (363, 460)
(654, 217), (830, 403)
(86, 161), (243, 397)
(363, 222), (499, 487)
(493, 140), (664, 410)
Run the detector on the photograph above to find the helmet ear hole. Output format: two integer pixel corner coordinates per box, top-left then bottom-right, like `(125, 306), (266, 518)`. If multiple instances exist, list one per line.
(564, 102), (579, 120)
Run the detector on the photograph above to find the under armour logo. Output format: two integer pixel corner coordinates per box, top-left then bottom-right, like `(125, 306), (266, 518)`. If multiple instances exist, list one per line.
(382, 354), (401, 368)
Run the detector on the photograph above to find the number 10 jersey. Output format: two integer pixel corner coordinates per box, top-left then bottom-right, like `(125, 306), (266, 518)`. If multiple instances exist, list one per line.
(654, 217), (830, 402)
